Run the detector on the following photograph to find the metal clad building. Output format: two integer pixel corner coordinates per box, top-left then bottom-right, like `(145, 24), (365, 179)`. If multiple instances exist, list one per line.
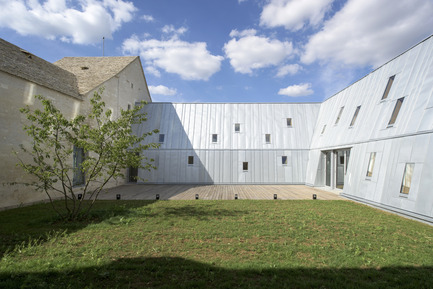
(136, 103), (321, 184)
(135, 35), (433, 222)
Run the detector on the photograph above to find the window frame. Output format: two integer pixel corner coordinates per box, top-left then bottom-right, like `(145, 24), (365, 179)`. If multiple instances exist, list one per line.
(243, 162), (248, 171)
(400, 163), (414, 195)
(381, 75), (395, 100)
(388, 97), (404, 127)
(158, 134), (165, 143)
(188, 156), (194, 165)
(212, 133), (218, 143)
(335, 106), (344, 125)
(234, 123), (240, 133)
(350, 106), (361, 127)
(366, 152), (376, 178)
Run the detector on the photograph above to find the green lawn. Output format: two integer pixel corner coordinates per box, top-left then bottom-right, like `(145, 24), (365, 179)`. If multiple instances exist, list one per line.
(0, 200), (432, 288)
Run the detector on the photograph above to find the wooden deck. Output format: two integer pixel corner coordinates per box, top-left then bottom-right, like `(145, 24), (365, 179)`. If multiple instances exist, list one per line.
(100, 184), (344, 200)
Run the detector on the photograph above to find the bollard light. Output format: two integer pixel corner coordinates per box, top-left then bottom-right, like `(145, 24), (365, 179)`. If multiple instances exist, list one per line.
(313, 194), (317, 200)
(195, 194), (199, 200)
(235, 194), (238, 200)
(77, 194), (82, 200)
(116, 194), (121, 200)
(156, 194), (160, 200)
(274, 194), (277, 200)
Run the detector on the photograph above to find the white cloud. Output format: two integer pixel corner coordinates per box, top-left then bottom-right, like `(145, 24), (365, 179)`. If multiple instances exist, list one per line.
(162, 25), (187, 36)
(149, 85), (177, 96)
(141, 14), (154, 22)
(278, 83), (314, 97)
(260, 0), (333, 31)
(276, 64), (302, 77)
(145, 66), (161, 77)
(224, 29), (293, 74)
(301, 0), (433, 67)
(0, 0), (136, 44)
(122, 35), (223, 81)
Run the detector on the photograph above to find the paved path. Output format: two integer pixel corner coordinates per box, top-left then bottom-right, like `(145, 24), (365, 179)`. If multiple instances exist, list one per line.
(100, 184), (344, 201)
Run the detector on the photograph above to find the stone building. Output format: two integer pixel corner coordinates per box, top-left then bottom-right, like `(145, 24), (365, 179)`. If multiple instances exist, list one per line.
(0, 38), (151, 209)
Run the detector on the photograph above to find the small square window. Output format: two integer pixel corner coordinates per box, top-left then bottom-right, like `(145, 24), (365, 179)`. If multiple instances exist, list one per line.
(366, 152), (376, 177)
(350, 106), (361, 127)
(286, 118), (292, 127)
(388, 97), (404, 126)
(212, 134), (218, 143)
(265, 134), (271, 143)
(235, 123), (240, 133)
(400, 163), (414, 195)
(159, 134), (165, 143)
(188, 156), (194, 165)
(282, 156), (288, 165)
(381, 75), (395, 100)
(243, 162), (248, 171)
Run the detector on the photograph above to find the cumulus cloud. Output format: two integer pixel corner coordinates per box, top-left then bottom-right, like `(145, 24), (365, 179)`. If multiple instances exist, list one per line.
(141, 14), (154, 22)
(276, 64), (302, 77)
(278, 83), (314, 97)
(162, 25), (187, 36)
(122, 34), (223, 81)
(224, 29), (293, 74)
(260, 0), (333, 31)
(149, 85), (177, 96)
(0, 0), (136, 44)
(301, 0), (433, 67)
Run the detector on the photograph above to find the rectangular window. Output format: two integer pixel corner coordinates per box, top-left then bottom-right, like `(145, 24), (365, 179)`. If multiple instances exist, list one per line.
(282, 156), (288, 165)
(265, 134), (271, 143)
(350, 106), (361, 127)
(335, 106), (344, 125)
(382, 75), (395, 100)
(400, 163), (414, 195)
(321, 125), (326, 134)
(73, 146), (85, 186)
(235, 123), (240, 132)
(286, 118), (292, 127)
(159, 134), (165, 143)
(388, 97), (404, 126)
(188, 156), (194, 165)
(366, 152), (376, 177)
(243, 162), (248, 171)
(212, 134), (218, 143)
(127, 104), (131, 111)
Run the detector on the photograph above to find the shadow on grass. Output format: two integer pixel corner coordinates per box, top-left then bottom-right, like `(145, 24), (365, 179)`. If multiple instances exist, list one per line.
(1, 256), (432, 289)
(0, 200), (156, 258)
(146, 203), (247, 221)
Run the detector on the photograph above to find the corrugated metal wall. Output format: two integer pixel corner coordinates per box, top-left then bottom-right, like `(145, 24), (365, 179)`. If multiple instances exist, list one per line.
(136, 103), (320, 184)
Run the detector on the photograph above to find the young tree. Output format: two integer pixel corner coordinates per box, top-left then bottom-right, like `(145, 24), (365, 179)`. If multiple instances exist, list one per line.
(15, 88), (159, 220)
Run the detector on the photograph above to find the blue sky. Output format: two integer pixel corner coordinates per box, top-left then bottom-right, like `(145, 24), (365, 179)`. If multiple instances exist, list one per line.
(1, 0), (433, 103)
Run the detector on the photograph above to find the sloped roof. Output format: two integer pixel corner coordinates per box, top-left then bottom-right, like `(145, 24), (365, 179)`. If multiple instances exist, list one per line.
(0, 38), (80, 99)
(54, 56), (138, 95)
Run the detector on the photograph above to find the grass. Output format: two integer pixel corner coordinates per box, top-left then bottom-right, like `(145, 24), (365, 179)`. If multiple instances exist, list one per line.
(0, 199), (432, 288)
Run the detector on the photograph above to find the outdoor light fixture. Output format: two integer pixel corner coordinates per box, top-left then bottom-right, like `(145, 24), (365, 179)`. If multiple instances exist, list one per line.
(235, 194), (238, 200)
(195, 194), (199, 200)
(274, 194), (277, 200)
(313, 194), (317, 200)
(156, 194), (160, 200)
(116, 194), (121, 200)
(77, 194), (82, 200)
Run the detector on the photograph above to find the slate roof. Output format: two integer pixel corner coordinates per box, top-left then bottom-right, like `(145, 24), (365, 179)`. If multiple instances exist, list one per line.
(54, 56), (138, 95)
(0, 38), (80, 99)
